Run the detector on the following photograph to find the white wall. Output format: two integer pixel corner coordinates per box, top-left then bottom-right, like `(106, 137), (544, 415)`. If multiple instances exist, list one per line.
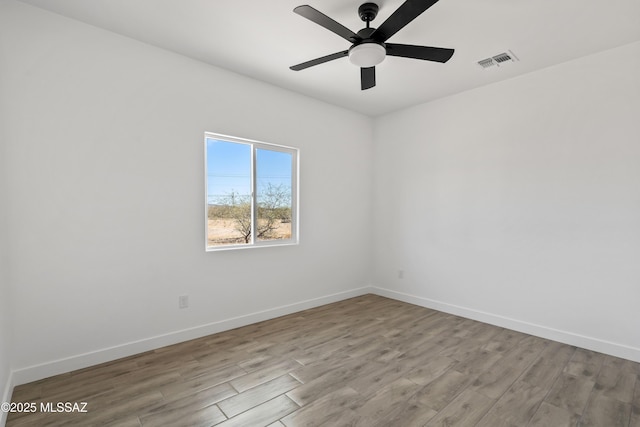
(373, 41), (640, 362)
(0, 0), (373, 383)
(0, 179), (11, 425)
(0, 56), (14, 424)
(0, 198), (11, 424)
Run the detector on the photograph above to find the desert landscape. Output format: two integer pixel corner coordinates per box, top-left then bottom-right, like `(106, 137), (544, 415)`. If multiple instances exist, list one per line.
(207, 218), (292, 246)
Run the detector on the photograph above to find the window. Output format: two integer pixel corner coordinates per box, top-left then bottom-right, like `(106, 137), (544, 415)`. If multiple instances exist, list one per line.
(205, 132), (298, 250)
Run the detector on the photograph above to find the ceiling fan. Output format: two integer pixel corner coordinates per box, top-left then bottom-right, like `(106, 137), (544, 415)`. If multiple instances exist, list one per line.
(290, 0), (455, 90)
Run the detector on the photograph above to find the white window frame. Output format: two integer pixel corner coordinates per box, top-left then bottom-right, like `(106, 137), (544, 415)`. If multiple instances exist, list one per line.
(204, 132), (299, 251)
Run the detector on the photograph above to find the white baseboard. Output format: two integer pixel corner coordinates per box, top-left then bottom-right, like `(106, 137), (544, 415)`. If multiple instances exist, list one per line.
(1, 371), (14, 427)
(372, 286), (640, 363)
(12, 286), (373, 386)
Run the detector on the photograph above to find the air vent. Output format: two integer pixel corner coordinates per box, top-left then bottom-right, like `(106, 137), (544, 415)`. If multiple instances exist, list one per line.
(477, 50), (519, 69)
(478, 58), (495, 69)
(493, 52), (512, 63)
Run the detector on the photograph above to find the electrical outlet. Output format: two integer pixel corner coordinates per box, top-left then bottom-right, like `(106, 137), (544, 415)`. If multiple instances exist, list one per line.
(398, 270), (404, 279)
(179, 295), (189, 309)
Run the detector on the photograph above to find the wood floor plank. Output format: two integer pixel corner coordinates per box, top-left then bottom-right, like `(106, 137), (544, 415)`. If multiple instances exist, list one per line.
(424, 388), (494, 427)
(475, 380), (547, 427)
(469, 335), (546, 399)
(564, 348), (605, 379)
(7, 295), (640, 427)
(288, 352), (354, 384)
(230, 358), (303, 393)
(579, 393), (631, 427)
(160, 364), (245, 401)
(285, 357), (377, 406)
(291, 338), (352, 368)
(480, 328), (529, 354)
(72, 390), (165, 426)
(451, 348), (503, 377)
(350, 377), (421, 425)
(101, 416), (142, 427)
(8, 383), (43, 402)
(404, 354), (457, 386)
(113, 371), (182, 397)
(520, 341), (575, 390)
(544, 372), (595, 415)
(371, 401), (437, 427)
(594, 361), (637, 403)
(527, 401), (580, 427)
(322, 408), (363, 426)
(218, 374), (300, 418)
(441, 337), (492, 362)
(281, 387), (360, 427)
(147, 383), (236, 418)
(140, 403), (226, 427)
(346, 354), (421, 398)
(215, 394), (298, 427)
(7, 411), (75, 427)
(412, 368), (475, 411)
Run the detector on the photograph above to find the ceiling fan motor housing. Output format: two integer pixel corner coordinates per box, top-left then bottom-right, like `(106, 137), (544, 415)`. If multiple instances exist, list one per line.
(358, 3), (379, 23)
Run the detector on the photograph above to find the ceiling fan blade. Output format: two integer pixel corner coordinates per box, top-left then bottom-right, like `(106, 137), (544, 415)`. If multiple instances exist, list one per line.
(290, 50), (349, 71)
(385, 44), (454, 63)
(371, 0), (440, 42)
(294, 5), (360, 43)
(361, 67), (376, 90)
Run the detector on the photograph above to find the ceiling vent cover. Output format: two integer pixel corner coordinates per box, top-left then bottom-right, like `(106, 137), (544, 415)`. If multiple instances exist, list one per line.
(477, 50), (519, 69)
(478, 58), (495, 68)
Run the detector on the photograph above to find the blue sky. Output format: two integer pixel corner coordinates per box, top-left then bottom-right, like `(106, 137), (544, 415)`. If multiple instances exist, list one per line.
(206, 138), (292, 204)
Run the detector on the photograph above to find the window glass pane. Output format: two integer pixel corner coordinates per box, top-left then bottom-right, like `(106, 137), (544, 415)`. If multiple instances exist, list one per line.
(256, 148), (293, 242)
(206, 139), (251, 246)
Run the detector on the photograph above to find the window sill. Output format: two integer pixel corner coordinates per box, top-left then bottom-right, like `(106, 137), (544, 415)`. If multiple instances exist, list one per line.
(205, 241), (299, 252)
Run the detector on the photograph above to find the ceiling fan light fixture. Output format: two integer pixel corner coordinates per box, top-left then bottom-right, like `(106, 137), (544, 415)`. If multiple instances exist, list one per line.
(348, 42), (386, 68)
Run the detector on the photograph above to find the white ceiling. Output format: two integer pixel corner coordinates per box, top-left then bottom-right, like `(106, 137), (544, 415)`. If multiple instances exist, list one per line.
(17, 0), (640, 116)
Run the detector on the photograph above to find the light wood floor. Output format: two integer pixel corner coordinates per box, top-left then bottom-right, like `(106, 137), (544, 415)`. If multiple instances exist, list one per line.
(7, 295), (640, 426)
